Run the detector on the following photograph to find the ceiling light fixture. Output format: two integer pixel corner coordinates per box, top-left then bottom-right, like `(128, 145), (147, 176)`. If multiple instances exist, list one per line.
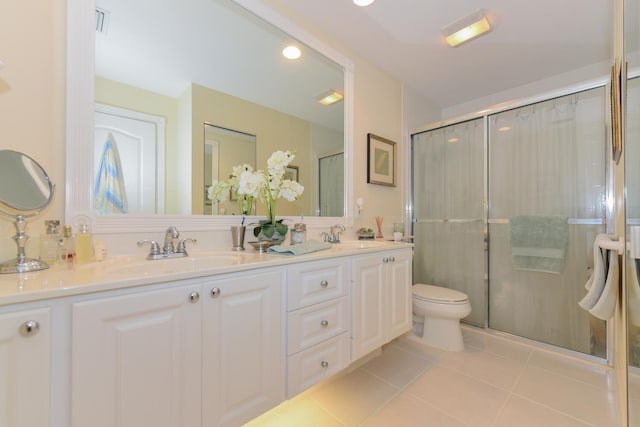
(442, 9), (491, 48)
(317, 89), (344, 106)
(282, 45), (301, 60)
(353, 0), (375, 6)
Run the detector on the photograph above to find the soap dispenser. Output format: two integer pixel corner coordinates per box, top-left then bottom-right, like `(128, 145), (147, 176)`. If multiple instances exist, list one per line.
(75, 223), (94, 264)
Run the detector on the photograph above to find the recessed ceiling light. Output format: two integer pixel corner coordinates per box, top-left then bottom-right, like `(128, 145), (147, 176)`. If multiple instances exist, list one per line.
(442, 9), (491, 47)
(447, 137), (459, 143)
(498, 126), (511, 132)
(353, 0), (375, 6)
(317, 89), (344, 106)
(282, 45), (301, 60)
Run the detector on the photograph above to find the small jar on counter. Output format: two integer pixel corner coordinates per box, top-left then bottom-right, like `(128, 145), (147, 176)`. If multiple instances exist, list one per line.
(290, 223), (307, 245)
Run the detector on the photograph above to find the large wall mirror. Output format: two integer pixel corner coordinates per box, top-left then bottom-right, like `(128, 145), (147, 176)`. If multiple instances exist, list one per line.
(67, 0), (354, 232)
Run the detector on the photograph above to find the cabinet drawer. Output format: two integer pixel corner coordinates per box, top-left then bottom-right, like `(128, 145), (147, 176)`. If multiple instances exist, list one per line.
(287, 259), (349, 310)
(287, 296), (348, 354)
(287, 332), (349, 397)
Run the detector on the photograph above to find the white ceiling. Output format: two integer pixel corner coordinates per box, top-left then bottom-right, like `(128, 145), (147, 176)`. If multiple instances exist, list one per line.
(262, 0), (614, 110)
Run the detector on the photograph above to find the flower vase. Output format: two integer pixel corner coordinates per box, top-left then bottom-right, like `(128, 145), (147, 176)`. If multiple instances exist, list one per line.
(254, 219), (288, 245)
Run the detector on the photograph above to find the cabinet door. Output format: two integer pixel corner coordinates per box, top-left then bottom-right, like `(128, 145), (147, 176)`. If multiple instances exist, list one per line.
(351, 254), (386, 360)
(72, 285), (202, 427)
(203, 270), (284, 427)
(387, 249), (413, 340)
(0, 308), (51, 427)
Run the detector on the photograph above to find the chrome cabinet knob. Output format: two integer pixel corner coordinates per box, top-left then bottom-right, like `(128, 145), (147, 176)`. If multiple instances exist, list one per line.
(320, 280), (328, 288)
(320, 320), (329, 328)
(19, 320), (40, 336)
(188, 292), (200, 303)
(320, 360), (329, 368)
(389, 256), (395, 262)
(210, 287), (221, 298)
(383, 257), (389, 263)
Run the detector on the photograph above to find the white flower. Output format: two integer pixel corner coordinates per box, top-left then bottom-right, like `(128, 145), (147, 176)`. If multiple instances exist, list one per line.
(232, 163), (253, 178)
(207, 180), (230, 203)
(279, 180), (304, 201)
(267, 150), (294, 172)
(237, 170), (265, 198)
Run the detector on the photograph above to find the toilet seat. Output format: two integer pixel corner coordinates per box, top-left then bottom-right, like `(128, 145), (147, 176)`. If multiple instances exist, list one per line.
(413, 284), (468, 304)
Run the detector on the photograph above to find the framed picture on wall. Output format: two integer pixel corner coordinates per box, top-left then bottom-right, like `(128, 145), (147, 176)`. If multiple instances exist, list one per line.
(284, 165), (299, 182)
(367, 133), (396, 186)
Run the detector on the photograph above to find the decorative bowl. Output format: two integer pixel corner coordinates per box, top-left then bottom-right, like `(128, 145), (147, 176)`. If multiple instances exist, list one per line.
(248, 240), (273, 253)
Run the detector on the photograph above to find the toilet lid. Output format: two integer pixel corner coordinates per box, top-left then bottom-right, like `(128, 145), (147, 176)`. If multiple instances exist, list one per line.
(413, 284), (468, 303)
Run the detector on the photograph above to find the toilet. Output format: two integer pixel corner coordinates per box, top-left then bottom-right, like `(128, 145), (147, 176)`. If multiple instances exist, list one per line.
(412, 284), (472, 351)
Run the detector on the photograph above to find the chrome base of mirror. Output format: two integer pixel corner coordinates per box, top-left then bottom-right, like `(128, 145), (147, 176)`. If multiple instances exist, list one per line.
(0, 257), (49, 274)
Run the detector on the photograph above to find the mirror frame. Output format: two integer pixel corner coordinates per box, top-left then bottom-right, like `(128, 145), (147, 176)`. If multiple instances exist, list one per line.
(66, 0), (354, 233)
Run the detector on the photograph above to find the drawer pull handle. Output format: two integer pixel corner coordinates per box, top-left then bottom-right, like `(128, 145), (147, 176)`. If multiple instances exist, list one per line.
(320, 320), (329, 328)
(320, 360), (329, 368)
(19, 320), (40, 336)
(189, 292), (200, 303)
(210, 287), (221, 298)
(383, 257), (389, 263)
(390, 256), (395, 262)
(320, 280), (329, 288)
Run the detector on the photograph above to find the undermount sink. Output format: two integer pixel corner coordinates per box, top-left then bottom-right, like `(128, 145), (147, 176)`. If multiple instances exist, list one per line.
(334, 240), (389, 249)
(92, 252), (247, 278)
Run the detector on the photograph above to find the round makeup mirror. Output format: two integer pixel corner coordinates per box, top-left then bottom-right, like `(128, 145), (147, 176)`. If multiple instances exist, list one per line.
(0, 150), (55, 273)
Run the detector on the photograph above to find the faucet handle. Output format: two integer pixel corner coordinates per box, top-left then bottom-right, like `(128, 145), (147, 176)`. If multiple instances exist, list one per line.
(137, 239), (161, 256)
(177, 238), (197, 255)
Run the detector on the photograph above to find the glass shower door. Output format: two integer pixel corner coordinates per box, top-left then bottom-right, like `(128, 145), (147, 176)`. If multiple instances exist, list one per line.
(488, 88), (607, 356)
(412, 118), (486, 326)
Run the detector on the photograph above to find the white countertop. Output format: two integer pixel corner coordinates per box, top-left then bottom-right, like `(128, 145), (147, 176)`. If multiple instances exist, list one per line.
(0, 241), (413, 306)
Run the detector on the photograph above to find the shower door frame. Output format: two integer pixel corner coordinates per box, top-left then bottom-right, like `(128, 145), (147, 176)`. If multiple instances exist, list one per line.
(411, 79), (615, 365)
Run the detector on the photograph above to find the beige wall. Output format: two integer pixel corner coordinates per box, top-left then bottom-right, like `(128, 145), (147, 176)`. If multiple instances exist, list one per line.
(191, 83), (312, 217)
(0, 0), (66, 260)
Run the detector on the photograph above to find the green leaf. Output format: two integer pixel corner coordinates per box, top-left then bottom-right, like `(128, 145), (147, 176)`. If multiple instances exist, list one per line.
(275, 222), (288, 235)
(262, 223), (275, 238)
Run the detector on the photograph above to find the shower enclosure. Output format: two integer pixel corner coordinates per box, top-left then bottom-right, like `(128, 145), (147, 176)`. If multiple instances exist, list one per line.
(412, 86), (609, 357)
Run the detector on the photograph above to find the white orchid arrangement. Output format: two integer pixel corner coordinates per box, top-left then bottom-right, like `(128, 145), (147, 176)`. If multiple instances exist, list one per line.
(207, 151), (304, 235)
(207, 163), (255, 215)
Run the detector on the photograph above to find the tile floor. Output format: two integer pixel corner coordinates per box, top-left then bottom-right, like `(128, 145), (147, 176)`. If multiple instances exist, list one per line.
(245, 326), (621, 427)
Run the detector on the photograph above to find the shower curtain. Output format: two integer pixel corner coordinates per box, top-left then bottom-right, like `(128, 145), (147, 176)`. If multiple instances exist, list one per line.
(412, 86), (608, 356)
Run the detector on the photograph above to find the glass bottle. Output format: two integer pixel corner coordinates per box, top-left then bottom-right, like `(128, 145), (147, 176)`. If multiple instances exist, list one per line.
(40, 220), (61, 265)
(58, 225), (75, 264)
(75, 223), (94, 264)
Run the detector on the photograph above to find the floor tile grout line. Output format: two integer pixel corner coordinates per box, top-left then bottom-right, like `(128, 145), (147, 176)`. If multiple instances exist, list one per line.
(398, 389), (474, 427)
(508, 392), (603, 427)
(488, 350), (535, 426)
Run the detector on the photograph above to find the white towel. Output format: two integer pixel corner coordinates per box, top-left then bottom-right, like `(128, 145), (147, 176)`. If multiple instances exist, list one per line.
(579, 234), (610, 310)
(588, 249), (618, 320)
(578, 234), (619, 320)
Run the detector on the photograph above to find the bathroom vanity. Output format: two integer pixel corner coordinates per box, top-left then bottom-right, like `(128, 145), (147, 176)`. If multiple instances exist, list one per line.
(0, 241), (412, 427)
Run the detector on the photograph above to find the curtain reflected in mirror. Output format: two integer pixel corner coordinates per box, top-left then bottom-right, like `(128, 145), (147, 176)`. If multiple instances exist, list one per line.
(319, 152), (344, 216)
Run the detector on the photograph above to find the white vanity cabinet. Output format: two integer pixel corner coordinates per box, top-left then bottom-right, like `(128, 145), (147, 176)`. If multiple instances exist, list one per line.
(71, 283), (203, 427)
(351, 248), (413, 360)
(0, 306), (51, 427)
(202, 269), (284, 427)
(286, 258), (350, 397)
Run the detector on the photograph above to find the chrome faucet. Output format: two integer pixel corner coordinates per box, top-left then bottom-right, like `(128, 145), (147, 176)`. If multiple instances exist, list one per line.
(138, 226), (197, 260)
(322, 224), (345, 243)
(163, 226), (180, 254)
